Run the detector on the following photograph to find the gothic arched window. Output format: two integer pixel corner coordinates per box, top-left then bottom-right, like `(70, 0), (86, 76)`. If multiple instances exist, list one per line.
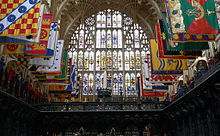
(69, 9), (149, 97)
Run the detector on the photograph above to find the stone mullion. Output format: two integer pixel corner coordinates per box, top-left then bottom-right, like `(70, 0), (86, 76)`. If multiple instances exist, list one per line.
(76, 33), (80, 101)
(110, 10), (113, 93)
(122, 21), (126, 97)
(81, 26), (86, 98)
(139, 29), (143, 97)
(93, 20), (97, 101)
(104, 12), (107, 89)
(132, 26), (136, 97)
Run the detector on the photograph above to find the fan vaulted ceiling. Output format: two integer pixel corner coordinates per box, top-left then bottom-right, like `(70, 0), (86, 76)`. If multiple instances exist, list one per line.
(44, 0), (164, 47)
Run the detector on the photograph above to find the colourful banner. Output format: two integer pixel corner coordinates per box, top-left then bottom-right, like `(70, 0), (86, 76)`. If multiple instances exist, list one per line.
(3, 44), (25, 54)
(28, 31), (59, 67)
(166, 0), (219, 35)
(145, 54), (179, 83)
(35, 50), (68, 79)
(157, 23), (193, 59)
(49, 85), (66, 91)
(17, 55), (30, 65)
(36, 51), (71, 85)
(65, 65), (75, 90)
(46, 22), (58, 57)
(142, 89), (165, 97)
(150, 39), (188, 75)
(157, 17), (203, 58)
(162, 12), (209, 51)
(0, 0), (41, 36)
(146, 54), (179, 83)
(26, 14), (52, 55)
(0, 4), (45, 44)
(48, 64), (75, 90)
(30, 40), (64, 73)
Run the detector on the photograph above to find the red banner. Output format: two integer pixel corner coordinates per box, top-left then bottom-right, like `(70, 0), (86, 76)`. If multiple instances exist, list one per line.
(142, 90), (165, 97)
(26, 14), (52, 55)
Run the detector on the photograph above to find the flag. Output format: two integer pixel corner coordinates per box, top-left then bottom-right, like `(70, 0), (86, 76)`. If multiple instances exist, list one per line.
(156, 21), (202, 59)
(28, 31), (59, 66)
(162, 12), (209, 51)
(46, 22), (58, 57)
(30, 40), (64, 73)
(26, 14), (52, 55)
(143, 59), (149, 79)
(152, 85), (168, 90)
(142, 89), (165, 97)
(0, 4), (45, 44)
(35, 51), (69, 84)
(141, 74), (167, 97)
(0, 0), (41, 36)
(146, 54), (179, 83)
(65, 65), (76, 90)
(158, 17), (202, 57)
(17, 55), (30, 65)
(48, 85), (66, 91)
(150, 39), (188, 75)
(3, 44), (25, 54)
(48, 65), (74, 91)
(166, 0), (219, 34)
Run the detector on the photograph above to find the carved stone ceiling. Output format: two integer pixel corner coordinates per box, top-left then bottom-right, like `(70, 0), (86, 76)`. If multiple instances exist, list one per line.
(46, 0), (165, 47)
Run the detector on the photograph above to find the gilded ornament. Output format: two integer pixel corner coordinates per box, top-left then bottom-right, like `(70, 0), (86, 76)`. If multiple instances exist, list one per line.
(161, 33), (166, 40)
(173, 34), (179, 40)
(196, 35), (203, 40)
(208, 35), (214, 39)
(184, 34), (191, 39)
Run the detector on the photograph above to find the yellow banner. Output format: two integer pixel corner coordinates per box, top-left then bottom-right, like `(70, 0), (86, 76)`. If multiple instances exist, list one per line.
(150, 39), (188, 75)
(3, 44), (25, 54)
(0, 1), (41, 36)
(49, 85), (66, 91)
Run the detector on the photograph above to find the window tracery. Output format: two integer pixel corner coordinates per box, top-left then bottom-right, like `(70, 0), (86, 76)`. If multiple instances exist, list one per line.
(69, 9), (149, 96)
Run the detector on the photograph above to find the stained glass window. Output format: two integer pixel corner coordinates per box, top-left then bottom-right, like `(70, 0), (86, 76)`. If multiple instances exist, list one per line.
(101, 14), (106, 28)
(113, 51), (117, 70)
(96, 51), (101, 70)
(89, 51), (94, 71)
(88, 74), (93, 95)
(125, 73), (130, 95)
(83, 73), (88, 95)
(79, 29), (84, 48)
(96, 30), (101, 48)
(113, 30), (117, 48)
(69, 9), (149, 98)
(84, 51), (89, 71)
(78, 51), (83, 70)
(136, 50), (141, 70)
(107, 30), (111, 48)
(101, 51), (106, 70)
(101, 30), (106, 48)
(106, 51), (112, 70)
(96, 73), (101, 94)
(107, 13), (111, 28)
